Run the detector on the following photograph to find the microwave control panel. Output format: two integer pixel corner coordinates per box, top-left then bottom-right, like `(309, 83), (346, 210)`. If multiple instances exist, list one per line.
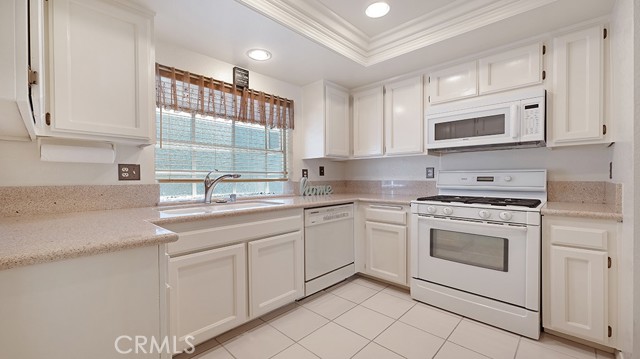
(523, 103), (541, 135)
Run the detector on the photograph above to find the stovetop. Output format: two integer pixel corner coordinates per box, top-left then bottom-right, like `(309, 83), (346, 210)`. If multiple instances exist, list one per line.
(416, 195), (542, 208)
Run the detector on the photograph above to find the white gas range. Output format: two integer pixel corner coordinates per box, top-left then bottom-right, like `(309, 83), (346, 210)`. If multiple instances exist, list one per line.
(410, 169), (546, 339)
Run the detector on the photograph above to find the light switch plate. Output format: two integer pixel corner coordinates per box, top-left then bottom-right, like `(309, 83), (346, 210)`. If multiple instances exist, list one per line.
(426, 167), (435, 179)
(319, 166), (325, 176)
(118, 164), (141, 181)
(302, 169), (308, 178)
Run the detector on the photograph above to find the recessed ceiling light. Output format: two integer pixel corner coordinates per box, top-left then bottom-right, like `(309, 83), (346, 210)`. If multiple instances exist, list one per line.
(365, 2), (390, 18)
(247, 49), (272, 61)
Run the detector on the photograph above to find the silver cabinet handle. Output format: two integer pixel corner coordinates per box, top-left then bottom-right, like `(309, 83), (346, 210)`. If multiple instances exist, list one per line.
(369, 205), (403, 211)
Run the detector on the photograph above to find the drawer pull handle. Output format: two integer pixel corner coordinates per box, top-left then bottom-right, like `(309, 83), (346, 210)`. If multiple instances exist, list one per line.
(369, 205), (403, 211)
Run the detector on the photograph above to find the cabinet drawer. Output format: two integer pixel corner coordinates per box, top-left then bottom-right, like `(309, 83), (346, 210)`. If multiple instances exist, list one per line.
(167, 213), (303, 256)
(545, 217), (616, 251)
(365, 205), (406, 225)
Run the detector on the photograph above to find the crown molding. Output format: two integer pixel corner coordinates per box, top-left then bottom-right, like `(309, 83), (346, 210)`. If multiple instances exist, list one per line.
(235, 0), (559, 66)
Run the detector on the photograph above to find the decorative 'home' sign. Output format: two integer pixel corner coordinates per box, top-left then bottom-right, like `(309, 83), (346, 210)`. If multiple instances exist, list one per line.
(233, 67), (249, 88)
(300, 177), (333, 196)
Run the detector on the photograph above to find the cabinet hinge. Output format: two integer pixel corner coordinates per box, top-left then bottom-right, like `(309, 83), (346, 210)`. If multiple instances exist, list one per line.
(608, 325), (613, 337)
(608, 256), (612, 268)
(28, 69), (38, 86)
(542, 45), (546, 55)
(542, 71), (546, 80)
(604, 28), (608, 39)
(45, 112), (51, 126)
(603, 124), (607, 135)
(428, 95), (431, 103)
(428, 76), (431, 83)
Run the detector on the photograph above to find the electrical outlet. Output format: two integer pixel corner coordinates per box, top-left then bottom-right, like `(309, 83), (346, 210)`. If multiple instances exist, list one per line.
(118, 164), (141, 181)
(319, 166), (325, 176)
(426, 167), (435, 179)
(302, 169), (308, 178)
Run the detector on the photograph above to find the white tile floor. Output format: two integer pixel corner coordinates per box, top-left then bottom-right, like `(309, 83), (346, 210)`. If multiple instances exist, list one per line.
(186, 276), (616, 359)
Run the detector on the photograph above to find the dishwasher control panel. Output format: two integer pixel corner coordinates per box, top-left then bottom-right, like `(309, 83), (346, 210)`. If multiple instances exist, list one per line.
(304, 203), (354, 226)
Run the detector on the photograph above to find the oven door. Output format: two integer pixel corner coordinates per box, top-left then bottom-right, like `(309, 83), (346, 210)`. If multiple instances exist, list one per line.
(426, 102), (519, 149)
(416, 215), (539, 309)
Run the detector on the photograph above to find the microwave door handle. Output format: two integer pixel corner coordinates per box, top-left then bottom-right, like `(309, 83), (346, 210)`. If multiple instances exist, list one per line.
(510, 104), (520, 139)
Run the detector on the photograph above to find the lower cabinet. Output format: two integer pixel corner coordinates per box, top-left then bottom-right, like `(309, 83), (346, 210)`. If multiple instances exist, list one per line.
(357, 203), (409, 286)
(542, 216), (618, 347)
(248, 231), (304, 318)
(168, 244), (247, 351)
(365, 221), (407, 285)
(161, 209), (304, 354)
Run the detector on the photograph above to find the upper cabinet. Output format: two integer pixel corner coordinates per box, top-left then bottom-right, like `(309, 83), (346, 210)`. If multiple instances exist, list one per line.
(384, 76), (424, 155)
(428, 61), (477, 104)
(303, 80), (350, 159)
(45, 0), (155, 144)
(350, 76), (423, 158)
(428, 43), (543, 105)
(549, 25), (608, 146)
(478, 43), (543, 95)
(352, 86), (384, 157)
(0, 0), (38, 141)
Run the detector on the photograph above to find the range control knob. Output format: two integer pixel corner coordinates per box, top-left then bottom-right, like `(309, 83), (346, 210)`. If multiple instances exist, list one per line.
(478, 210), (491, 219)
(504, 176), (513, 182)
(443, 207), (453, 215)
(426, 206), (437, 214)
(499, 212), (513, 220)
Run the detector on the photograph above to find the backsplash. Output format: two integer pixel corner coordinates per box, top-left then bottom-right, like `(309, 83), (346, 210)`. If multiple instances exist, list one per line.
(0, 184), (159, 217)
(289, 180), (436, 196)
(547, 181), (622, 208)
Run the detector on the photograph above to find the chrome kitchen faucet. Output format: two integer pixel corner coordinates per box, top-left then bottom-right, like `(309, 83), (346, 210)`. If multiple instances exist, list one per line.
(203, 170), (241, 204)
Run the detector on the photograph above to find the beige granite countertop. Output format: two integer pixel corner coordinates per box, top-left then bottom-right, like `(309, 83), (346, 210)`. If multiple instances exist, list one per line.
(541, 202), (623, 222)
(0, 194), (414, 271)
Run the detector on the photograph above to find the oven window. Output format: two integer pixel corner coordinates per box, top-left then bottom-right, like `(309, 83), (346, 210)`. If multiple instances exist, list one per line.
(430, 229), (508, 272)
(434, 114), (505, 141)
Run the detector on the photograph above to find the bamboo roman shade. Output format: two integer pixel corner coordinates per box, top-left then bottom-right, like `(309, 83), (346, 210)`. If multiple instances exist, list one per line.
(155, 64), (294, 130)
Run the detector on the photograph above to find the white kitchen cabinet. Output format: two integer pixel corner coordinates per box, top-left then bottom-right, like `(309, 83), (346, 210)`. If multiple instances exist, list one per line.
(478, 43), (543, 95)
(0, 246), (161, 359)
(169, 244), (247, 351)
(46, 0), (154, 143)
(384, 76), (424, 155)
(0, 0), (39, 141)
(358, 204), (408, 286)
(543, 216), (618, 347)
(160, 209), (304, 352)
(303, 80), (350, 158)
(352, 86), (384, 157)
(550, 25), (608, 146)
(248, 231), (304, 318)
(428, 61), (477, 104)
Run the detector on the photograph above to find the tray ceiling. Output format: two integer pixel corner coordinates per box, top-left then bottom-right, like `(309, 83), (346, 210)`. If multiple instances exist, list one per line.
(142, 0), (615, 88)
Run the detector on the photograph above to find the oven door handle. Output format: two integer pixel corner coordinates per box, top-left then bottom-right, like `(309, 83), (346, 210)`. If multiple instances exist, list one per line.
(419, 215), (528, 232)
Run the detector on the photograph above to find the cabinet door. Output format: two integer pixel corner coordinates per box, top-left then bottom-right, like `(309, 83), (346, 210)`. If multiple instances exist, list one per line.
(169, 243), (247, 351)
(365, 221), (407, 285)
(248, 231), (304, 318)
(547, 245), (608, 343)
(551, 26), (605, 145)
(324, 85), (350, 157)
(352, 87), (383, 157)
(428, 61), (477, 104)
(478, 43), (542, 94)
(384, 76), (423, 155)
(48, 0), (153, 141)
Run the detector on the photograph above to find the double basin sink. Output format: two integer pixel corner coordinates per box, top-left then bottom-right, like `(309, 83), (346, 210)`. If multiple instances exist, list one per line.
(159, 200), (286, 217)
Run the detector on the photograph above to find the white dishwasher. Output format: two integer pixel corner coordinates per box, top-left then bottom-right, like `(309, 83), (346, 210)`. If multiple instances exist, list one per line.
(304, 203), (355, 296)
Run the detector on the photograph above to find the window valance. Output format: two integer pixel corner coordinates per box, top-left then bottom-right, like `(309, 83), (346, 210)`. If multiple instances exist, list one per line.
(155, 63), (294, 130)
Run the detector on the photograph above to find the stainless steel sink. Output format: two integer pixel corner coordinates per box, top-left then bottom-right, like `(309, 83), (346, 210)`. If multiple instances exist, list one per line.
(159, 200), (285, 217)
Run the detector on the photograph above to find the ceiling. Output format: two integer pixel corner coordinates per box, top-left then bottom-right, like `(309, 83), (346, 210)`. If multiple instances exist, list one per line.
(139, 0), (615, 89)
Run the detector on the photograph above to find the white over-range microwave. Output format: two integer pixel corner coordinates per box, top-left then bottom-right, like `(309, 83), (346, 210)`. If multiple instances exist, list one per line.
(426, 87), (546, 153)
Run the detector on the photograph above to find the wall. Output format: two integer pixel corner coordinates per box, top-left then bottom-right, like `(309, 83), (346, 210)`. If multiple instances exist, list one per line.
(610, 0), (635, 354)
(0, 140), (155, 186)
(346, 146), (612, 181)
